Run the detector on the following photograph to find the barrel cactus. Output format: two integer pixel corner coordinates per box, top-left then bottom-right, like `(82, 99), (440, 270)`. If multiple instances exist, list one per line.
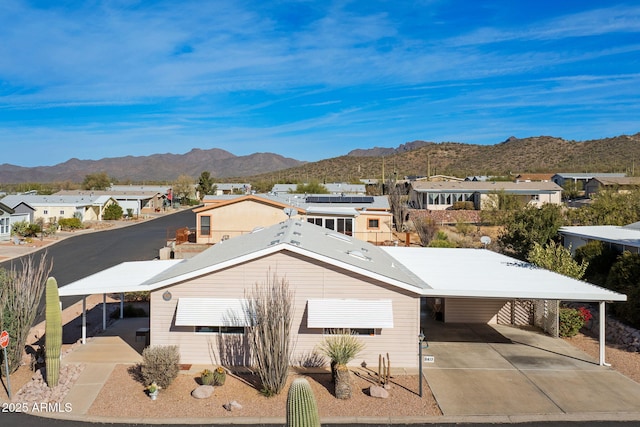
(45, 277), (62, 387)
(213, 366), (226, 386)
(200, 369), (214, 386)
(286, 378), (320, 427)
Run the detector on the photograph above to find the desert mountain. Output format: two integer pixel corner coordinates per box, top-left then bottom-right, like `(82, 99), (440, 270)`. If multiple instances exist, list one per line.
(0, 148), (304, 184)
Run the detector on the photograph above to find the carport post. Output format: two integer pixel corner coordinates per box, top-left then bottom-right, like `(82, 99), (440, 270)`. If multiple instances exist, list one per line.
(120, 293), (124, 319)
(81, 297), (86, 344)
(102, 293), (107, 330)
(599, 301), (609, 366)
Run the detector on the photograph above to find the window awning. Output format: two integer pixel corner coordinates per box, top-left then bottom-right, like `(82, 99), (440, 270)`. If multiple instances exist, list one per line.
(175, 298), (250, 327)
(307, 299), (394, 329)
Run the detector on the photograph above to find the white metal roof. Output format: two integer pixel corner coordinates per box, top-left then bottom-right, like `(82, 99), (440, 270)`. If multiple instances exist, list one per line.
(381, 247), (626, 302)
(559, 225), (640, 248)
(305, 206), (360, 216)
(307, 299), (394, 328)
(58, 260), (183, 296)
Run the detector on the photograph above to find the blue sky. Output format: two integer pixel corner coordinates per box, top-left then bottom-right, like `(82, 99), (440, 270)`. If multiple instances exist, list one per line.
(1, 1), (639, 167)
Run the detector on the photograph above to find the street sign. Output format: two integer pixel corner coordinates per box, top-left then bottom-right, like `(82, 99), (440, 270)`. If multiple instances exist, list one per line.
(0, 330), (8, 349)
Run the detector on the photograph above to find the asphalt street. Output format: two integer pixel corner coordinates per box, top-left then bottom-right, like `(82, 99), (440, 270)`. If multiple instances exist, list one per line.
(0, 209), (195, 318)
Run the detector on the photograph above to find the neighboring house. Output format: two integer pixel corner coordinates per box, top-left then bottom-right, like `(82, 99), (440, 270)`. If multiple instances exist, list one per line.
(59, 220), (625, 368)
(464, 176), (490, 182)
(0, 199), (36, 223)
(0, 202), (14, 241)
(513, 173), (554, 183)
(409, 181), (562, 210)
(55, 190), (165, 215)
(551, 173), (626, 188)
(194, 193), (393, 245)
(212, 183), (252, 195)
(271, 183), (366, 195)
(0, 194), (118, 223)
(559, 222), (640, 255)
(584, 177), (640, 198)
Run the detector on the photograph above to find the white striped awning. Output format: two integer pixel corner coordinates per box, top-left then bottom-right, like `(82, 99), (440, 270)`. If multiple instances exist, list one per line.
(307, 299), (394, 329)
(175, 298), (250, 327)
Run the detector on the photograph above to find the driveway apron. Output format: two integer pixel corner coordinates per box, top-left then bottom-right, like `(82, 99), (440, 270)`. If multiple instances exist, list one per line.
(421, 321), (640, 416)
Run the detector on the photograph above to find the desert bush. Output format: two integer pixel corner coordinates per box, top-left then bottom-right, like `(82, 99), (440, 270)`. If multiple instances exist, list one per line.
(11, 220), (40, 237)
(317, 330), (365, 400)
(58, 217), (83, 230)
(141, 345), (180, 389)
(558, 307), (590, 337)
(452, 201), (474, 210)
(103, 203), (123, 220)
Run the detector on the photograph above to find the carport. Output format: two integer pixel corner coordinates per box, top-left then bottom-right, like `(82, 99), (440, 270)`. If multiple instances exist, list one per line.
(58, 259), (183, 343)
(382, 247), (627, 366)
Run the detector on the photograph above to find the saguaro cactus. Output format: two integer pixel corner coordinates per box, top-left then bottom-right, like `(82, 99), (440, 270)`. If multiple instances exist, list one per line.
(45, 277), (62, 387)
(286, 378), (320, 427)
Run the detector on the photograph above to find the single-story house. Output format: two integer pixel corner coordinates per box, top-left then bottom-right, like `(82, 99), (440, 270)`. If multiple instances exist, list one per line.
(584, 177), (640, 198)
(551, 173), (626, 188)
(559, 222), (640, 255)
(0, 194), (119, 223)
(194, 193), (393, 245)
(59, 220), (626, 369)
(271, 183), (366, 195)
(55, 190), (165, 215)
(0, 202), (14, 241)
(212, 183), (252, 195)
(409, 181), (562, 210)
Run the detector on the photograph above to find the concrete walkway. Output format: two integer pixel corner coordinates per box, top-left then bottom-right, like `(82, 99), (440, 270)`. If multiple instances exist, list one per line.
(62, 317), (147, 415)
(421, 321), (640, 418)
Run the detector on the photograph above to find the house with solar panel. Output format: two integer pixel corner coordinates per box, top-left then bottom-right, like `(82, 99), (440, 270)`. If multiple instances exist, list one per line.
(193, 193), (394, 246)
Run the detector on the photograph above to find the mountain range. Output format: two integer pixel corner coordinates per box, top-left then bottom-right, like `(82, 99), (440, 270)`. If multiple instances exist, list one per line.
(1, 133), (639, 185)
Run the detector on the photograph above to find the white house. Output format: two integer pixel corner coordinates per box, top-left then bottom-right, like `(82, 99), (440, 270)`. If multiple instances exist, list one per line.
(0, 194), (118, 223)
(559, 222), (640, 255)
(0, 202), (14, 241)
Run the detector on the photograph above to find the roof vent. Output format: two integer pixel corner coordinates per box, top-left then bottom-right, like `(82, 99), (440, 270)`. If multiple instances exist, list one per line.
(347, 250), (371, 261)
(269, 239), (280, 246)
(291, 240), (301, 246)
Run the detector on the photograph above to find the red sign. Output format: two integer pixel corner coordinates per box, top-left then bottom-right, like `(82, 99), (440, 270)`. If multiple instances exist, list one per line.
(0, 330), (8, 349)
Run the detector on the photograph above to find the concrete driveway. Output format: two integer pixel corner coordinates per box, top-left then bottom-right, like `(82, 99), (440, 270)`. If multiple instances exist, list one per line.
(421, 320), (640, 417)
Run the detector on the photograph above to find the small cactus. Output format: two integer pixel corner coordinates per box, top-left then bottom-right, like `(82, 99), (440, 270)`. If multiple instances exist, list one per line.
(45, 277), (62, 387)
(200, 369), (214, 386)
(286, 378), (320, 427)
(213, 366), (226, 386)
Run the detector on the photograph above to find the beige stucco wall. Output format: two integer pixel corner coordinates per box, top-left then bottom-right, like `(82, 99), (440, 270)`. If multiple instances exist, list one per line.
(196, 200), (299, 244)
(150, 251), (421, 369)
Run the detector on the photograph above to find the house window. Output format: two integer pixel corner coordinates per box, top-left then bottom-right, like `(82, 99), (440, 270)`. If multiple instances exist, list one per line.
(337, 218), (353, 236)
(60, 210), (65, 215)
(323, 328), (376, 336)
(200, 216), (211, 236)
(43, 210), (48, 215)
(531, 194), (540, 201)
(325, 218), (335, 230)
(367, 218), (380, 229)
(195, 326), (244, 334)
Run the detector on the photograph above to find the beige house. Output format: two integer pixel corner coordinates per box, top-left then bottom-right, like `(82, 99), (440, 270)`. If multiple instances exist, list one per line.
(584, 177), (640, 198)
(194, 194), (394, 245)
(55, 189), (166, 215)
(409, 181), (562, 210)
(59, 220), (626, 369)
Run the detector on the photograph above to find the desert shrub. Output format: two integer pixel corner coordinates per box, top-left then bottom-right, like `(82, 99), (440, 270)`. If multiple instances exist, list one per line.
(558, 307), (590, 337)
(123, 291), (150, 302)
(11, 220), (40, 237)
(605, 252), (640, 328)
(58, 217), (83, 230)
(452, 201), (474, 210)
(103, 203), (123, 220)
(317, 329), (365, 366)
(574, 240), (618, 285)
(141, 345), (180, 389)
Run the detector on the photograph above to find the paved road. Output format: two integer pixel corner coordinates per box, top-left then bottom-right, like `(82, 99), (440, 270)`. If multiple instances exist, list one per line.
(3, 412), (640, 427)
(0, 209), (195, 314)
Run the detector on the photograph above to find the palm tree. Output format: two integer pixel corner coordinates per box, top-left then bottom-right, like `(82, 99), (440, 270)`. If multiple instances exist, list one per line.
(318, 330), (365, 399)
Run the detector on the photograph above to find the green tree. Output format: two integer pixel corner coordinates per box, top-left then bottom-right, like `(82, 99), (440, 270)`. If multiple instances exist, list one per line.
(567, 189), (640, 226)
(574, 240), (619, 285)
(196, 171), (217, 199)
(527, 241), (587, 279)
(480, 190), (525, 226)
(561, 180), (583, 201)
(82, 172), (111, 190)
(498, 203), (565, 260)
(103, 203), (123, 220)
(172, 175), (195, 205)
(292, 182), (329, 194)
(606, 252), (640, 328)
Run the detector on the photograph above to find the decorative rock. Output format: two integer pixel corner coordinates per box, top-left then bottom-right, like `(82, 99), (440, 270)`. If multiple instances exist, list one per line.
(191, 385), (214, 399)
(369, 385), (389, 399)
(223, 400), (242, 411)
